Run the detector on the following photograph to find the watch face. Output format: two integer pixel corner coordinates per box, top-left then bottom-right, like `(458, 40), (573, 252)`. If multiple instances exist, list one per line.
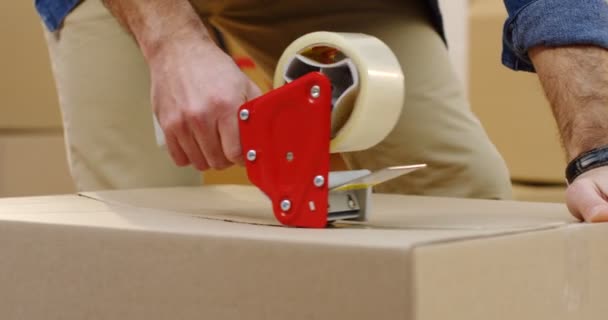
(579, 153), (597, 167)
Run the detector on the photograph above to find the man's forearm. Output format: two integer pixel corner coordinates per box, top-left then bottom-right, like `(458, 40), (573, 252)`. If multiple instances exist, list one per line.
(101, 0), (212, 61)
(529, 46), (608, 161)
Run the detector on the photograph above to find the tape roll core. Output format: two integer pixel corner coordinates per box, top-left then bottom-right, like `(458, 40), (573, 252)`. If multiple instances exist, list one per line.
(274, 32), (405, 153)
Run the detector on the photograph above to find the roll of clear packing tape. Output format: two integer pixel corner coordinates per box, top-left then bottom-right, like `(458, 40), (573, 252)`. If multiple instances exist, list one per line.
(273, 31), (405, 153)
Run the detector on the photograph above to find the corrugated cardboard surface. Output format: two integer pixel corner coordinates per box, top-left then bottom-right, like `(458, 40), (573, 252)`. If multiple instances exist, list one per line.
(414, 223), (608, 319)
(0, 1), (62, 129)
(468, 1), (566, 184)
(1, 185), (605, 319)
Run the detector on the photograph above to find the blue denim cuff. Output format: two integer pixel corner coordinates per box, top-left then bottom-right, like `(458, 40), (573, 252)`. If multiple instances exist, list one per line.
(502, 0), (608, 72)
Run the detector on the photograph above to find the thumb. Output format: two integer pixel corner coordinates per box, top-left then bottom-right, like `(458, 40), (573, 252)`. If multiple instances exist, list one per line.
(586, 204), (608, 223)
(227, 80), (262, 167)
(566, 177), (608, 222)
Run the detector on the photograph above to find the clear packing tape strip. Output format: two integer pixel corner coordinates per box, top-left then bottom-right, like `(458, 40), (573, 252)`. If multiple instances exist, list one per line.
(153, 31), (405, 154)
(274, 31), (405, 153)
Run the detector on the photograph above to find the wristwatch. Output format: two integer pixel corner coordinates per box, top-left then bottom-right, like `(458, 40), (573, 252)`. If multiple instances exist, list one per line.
(565, 145), (608, 184)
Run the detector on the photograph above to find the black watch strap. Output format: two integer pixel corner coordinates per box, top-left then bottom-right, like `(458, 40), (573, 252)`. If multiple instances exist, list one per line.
(566, 145), (608, 184)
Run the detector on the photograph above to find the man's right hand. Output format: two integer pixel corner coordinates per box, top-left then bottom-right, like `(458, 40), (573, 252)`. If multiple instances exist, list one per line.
(101, 0), (262, 171)
(148, 34), (262, 171)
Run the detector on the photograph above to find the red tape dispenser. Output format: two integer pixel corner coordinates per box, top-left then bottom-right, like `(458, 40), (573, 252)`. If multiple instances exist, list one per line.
(238, 72), (332, 228)
(238, 32), (426, 228)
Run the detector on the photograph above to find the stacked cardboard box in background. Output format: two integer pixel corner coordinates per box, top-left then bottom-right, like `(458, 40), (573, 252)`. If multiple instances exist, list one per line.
(0, 1), (75, 197)
(468, 0), (567, 202)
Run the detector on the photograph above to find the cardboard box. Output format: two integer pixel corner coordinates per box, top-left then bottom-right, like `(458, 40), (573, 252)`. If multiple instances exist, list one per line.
(0, 133), (75, 197)
(468, 1), (566, 184)
(0, 184), (606, 319)
(0, 1), (63, 129)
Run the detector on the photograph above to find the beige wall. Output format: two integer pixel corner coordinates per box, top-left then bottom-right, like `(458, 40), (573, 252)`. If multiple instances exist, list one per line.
(0, 2), (75, 197)
(0, 2), (63, 129)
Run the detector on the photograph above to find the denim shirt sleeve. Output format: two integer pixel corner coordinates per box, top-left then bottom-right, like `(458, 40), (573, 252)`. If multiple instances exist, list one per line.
(34, 0), (82, 32)
(502, 0), (608, 72)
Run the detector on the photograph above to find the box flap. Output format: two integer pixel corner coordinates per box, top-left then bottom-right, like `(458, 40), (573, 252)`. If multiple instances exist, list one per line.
(0, 185), (576, 249)
(72, 185), (576, 247)
(81, 185), (573, 228)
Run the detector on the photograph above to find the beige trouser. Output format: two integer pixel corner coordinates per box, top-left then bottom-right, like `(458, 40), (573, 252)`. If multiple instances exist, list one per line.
(43, 0), (513, 199)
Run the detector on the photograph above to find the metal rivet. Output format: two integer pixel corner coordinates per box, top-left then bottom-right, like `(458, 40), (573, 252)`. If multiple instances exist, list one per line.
(347, 195), (356, 209)
(310, 85), (321, 99)
(247, 150), (257, 161)
(309, 201), (316, 211)
(286, 152), (294, 162)
(239, 109), (250, 121)
(314, 175), (325, 187)
(281, 199), (291, 212)
(347, 200), (356, 209)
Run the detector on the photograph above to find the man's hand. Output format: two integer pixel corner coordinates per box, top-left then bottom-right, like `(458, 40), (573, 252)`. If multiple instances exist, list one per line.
(529, 45), (608, 222)
(102, 0), (261, 170)
(566, 167), (608, 222)
(149, 35), (261, 170)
